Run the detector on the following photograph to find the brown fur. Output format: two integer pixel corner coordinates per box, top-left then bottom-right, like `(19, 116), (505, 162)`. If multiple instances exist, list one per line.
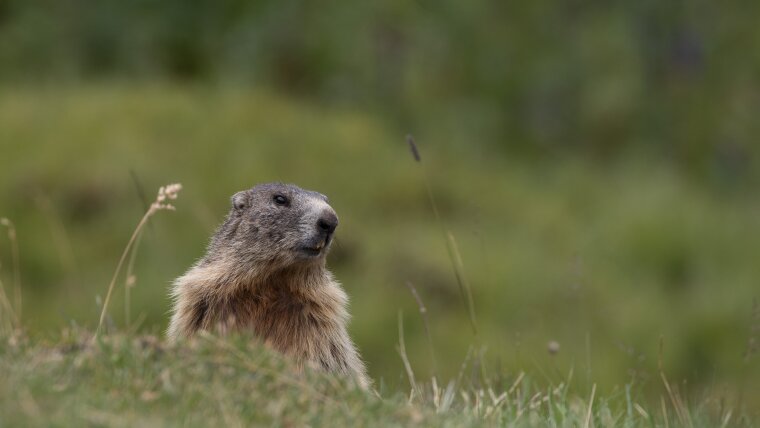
(168, 183), (369, 389)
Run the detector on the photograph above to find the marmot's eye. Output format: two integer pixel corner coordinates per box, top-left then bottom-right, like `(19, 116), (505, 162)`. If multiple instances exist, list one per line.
(273, 194), (289, 206)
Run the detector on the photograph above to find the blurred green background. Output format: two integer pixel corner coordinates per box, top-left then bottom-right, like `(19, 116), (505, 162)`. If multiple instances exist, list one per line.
(1, 0), (759, 408)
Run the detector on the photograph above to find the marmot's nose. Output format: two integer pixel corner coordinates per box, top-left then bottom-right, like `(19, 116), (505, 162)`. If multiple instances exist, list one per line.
(317, 211), (338, 235)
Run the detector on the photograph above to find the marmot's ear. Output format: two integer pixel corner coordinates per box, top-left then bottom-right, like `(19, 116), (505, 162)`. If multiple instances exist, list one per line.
(231, 191), (249, 212)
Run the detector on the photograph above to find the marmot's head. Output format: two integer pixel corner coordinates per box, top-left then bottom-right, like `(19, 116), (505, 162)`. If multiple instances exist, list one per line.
(209, 183), (339, 271)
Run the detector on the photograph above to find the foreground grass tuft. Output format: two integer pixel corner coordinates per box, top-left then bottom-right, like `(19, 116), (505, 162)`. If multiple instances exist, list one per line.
(1, 330), (413, 427)
(0, 330), (750, 427)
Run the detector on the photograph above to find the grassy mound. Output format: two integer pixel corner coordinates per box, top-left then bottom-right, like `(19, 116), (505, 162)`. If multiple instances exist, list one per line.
(0, 330), (749, 427)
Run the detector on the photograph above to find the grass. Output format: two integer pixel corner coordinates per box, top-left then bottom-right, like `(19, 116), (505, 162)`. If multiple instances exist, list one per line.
(0, 83), (759, 425)
(96, 183), (181, 338)
(0, 329), (749, 427)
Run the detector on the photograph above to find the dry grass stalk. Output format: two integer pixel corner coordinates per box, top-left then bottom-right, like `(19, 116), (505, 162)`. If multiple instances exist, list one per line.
(1, 217), (22, 319)
(658, 336), (693, 428)
(95, 183), (182, 337)
(405, 281), (438, 378)
(405, 135), (479, 336)
(397, 311), (419, 402)
(446, 232), (478, 336)
(583, 383), (596, 428)
(719, 409), (733, 428)
(0, 274), (18, 333)
(745, 298), (759, 362)
(124, 230), (144, 328)
(661, 396), (670, 428)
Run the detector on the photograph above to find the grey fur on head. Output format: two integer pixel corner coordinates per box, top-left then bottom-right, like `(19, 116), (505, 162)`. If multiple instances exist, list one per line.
(168, 183), (370, 389)
(204, 182), (339, 274)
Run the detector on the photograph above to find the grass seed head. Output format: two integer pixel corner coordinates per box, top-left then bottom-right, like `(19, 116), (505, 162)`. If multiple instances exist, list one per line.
(406, 134), (421, 163)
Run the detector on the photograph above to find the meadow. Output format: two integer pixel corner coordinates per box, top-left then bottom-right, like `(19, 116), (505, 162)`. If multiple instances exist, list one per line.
(1, 84), (759, 425)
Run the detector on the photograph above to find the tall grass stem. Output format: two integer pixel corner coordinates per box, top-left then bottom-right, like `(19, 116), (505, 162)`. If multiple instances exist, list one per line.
(405, 281), (438, 379)
(124, 230), (144, 328)
(406, 135), (479, 337)
(583, 383), (596, 428)
(397, 311), (419, 402)
(95, 183), (181, 338)
(1, 218), (22, 319)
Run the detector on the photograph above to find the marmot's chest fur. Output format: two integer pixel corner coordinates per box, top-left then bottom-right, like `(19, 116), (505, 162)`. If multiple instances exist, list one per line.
(167, 183), (369, 388)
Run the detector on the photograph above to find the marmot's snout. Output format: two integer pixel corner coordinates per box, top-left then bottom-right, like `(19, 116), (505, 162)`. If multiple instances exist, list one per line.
(301, 204), (338, 258)
(317, 209), (338, 240)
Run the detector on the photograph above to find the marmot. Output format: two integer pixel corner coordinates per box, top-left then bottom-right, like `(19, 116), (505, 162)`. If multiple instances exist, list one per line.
(168, 183), (369, 388)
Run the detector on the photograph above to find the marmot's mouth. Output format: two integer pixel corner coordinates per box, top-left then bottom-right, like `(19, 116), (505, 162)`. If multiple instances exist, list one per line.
(300, 241), (326, 257)
(301, 246), (322, 256)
